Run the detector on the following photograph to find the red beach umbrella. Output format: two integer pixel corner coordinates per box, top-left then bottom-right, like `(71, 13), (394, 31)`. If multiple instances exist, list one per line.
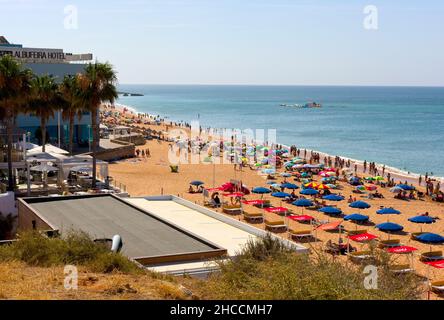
(265, 207), (289, 214)
(288, 215), (315, 222)
(424, 260), (444, 269)
(348, 233), (378, 243)
(317, 220), (343, 231)
(242, 200), (267, 206)
(387, 246), (418, 254)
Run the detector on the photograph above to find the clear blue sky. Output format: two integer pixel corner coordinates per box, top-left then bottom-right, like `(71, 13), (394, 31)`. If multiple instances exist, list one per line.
(2, 0), (444, 86)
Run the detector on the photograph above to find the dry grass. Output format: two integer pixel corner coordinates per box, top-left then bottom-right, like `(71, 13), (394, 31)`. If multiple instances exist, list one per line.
(0, 231), (197, 300)
(0, 231), (140, 274)
(0, 261), (195, 300)
(193, 235), (426, 300)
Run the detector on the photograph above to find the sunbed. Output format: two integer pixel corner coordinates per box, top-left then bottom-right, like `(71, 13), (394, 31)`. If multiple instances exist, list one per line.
(222, 205), (242, 215)
(348, 250), (373, 262)
(390, 264), (414, 274)
(264, 219), (288, 233)
(345, 229), (368, 236)
(325, 242), (355, 255)
(253, 200), (271, 208)
(420, 251), (443, 262)
(243, 212), (264, 223)
(431, 280), (444, 294)
(378, 239), (401, 248)
(289, 229), (313, 241)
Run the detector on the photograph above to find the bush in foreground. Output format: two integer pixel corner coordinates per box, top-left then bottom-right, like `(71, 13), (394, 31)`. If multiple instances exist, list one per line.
(199, 234), (424, 300)
(0, 231), (140, 274)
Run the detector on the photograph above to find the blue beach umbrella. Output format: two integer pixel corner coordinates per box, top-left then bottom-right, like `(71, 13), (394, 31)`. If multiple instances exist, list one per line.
(280, 173), (292, 178)
(323, 194), (344, 202)
(349, 201), (371, 209)
(281, 183), (299, 190)
(396, 184), (416, 191)
(252, 187), (272, 194)
(319, 207), (342, 215)
(272, 192), (291, 198)
(190, 180), (205, 186)
(349, 177), (361, 186)
(416, 233), (444, 244)
(408, 216), (436, 224)
(263, 169), (276, 175)
(292, 199), (314, 207)
(390, 186), (404, 193)
(376, 222), (404, 232)
(344, 214), (369, 222)
(376, 208), (401, 215)
(300, 189), (319, 196)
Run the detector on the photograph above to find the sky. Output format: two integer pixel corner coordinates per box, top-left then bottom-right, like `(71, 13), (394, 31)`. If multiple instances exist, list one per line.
(1, 0), (444, 86)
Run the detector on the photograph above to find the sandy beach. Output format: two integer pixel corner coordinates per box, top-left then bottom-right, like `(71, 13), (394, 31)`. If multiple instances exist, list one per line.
(103, 104), (444, 299)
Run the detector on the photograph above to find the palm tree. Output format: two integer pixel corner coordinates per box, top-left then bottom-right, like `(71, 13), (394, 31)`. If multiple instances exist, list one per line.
(0, 55), (33, 191)
(77, 62), (117, 189)
(29, 75), (62, 153)
(60, 75), (83, 155)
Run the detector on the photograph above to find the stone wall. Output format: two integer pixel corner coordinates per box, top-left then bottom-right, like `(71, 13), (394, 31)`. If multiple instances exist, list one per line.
(17, 199), (52, 232)
(96, 141), (136, 162)
(113, 134), (146, 146)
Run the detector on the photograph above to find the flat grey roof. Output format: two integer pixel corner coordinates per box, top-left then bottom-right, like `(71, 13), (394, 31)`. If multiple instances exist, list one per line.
(26, 196), (217, 259)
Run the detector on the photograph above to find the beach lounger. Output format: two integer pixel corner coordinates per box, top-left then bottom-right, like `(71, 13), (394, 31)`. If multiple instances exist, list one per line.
(378, 239), (401, 248)
(289, 229), (313, 241)
(420, 251), (443, 262)
(264, 219), (288, 233)
(430, 280), (444, 294)
(348, 250), (373, 262)
(254, 200), (271, 208)
(346, 229), (368, 236)
(243, 212), (264, 223)
(325, 242), (355, 255)
(222, 205), (242, 215)
(390, 264), (414, 274)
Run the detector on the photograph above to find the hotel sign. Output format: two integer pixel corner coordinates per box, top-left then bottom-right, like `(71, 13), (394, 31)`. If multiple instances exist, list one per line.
(0, 47), (66, 62)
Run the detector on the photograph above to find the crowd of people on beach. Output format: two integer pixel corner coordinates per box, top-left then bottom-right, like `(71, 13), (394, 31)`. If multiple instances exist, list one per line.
(101, 103), (443, 200)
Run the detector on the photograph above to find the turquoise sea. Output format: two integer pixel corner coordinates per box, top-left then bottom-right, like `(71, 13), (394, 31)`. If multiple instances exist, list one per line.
(117, 85), (444, 177)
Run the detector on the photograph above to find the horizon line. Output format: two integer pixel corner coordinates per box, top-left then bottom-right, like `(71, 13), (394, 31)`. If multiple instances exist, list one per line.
(118, 83), (444, 88)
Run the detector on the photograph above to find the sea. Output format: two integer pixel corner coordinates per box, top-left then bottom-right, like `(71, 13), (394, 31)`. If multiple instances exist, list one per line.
(117, 85), (444, 178)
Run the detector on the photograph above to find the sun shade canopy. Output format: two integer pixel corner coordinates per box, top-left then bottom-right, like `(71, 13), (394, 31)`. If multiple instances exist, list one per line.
(348, 233), (378, 242)
(288, 215), (315, 222)
(387, 246), (418, 254)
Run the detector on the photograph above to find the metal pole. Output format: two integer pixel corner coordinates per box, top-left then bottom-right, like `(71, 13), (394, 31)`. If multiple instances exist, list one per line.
(23, 133), (31, 197)
(57, 110), (61, 148)
(88, 125), (91, 152)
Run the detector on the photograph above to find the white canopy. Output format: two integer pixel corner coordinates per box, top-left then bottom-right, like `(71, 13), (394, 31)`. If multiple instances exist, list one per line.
(27, 152), (68, 162)
(18, 141), (39, 151)
(30, 163), (59, 172)
(28, 144), (70, 155)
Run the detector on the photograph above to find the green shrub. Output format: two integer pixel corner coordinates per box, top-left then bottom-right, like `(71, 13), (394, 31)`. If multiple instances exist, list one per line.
(0, 231), (140, 274)
(199, 235), (424, 300)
